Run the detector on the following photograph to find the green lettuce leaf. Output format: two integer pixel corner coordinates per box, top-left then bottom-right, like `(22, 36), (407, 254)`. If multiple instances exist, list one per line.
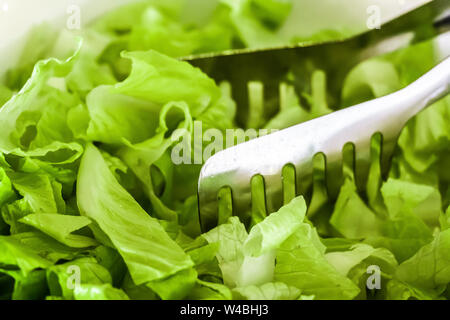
(19, 214), (97, 248)
(232, 282), (302, 300)
(47, 257), (112, 299)
(77, 144), (194, 286)
(330, 178), (380, 239)
(243, 196), (306, 257)
(203, 217), (249, 288)
(394, 229), (450, 295)
(0, 53), (84, 162)
(221, 0), (289, 48)
(1, 172), (66, 234)
(274, 223), (360, 300)
(146, 267), (197, 300)
(0, 231), (83, 275)
(386, 279), (441, 300)
(365, 178), (436, 263)
(187, 279), (233, 300)
(325, 243), (398, 299)
(73, 284), (130, 300)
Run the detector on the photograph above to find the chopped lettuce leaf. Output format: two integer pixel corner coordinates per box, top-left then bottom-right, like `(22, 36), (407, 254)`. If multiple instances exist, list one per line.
(395, 229), (450, 293)
(74, 284), (130, 300)
(244, 196), (306, 257)
(330, 178), (380, 239)
(19, 214), (97, 248)
(232, 282), (302, 300)
(274, 223), (360, 300)
(47, 257), (112, 299)
(77, 144), (193, 285)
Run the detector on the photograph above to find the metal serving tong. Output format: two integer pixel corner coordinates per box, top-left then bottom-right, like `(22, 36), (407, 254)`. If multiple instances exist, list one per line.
(194, 1), (450, 232)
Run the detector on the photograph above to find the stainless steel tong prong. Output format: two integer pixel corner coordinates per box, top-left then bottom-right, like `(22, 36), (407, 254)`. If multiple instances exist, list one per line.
(198, 55), (450, 232)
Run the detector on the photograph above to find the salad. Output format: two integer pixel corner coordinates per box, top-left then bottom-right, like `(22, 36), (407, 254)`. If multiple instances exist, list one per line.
(0, 0), (449, 300)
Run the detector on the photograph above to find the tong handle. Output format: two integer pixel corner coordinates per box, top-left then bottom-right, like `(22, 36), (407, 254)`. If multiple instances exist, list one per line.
(198, 56), (450, 232)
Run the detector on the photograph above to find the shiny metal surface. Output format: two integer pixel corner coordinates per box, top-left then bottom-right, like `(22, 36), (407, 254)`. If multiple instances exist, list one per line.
(198, 54), (450, 232)
(182, 0), (433, 63)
